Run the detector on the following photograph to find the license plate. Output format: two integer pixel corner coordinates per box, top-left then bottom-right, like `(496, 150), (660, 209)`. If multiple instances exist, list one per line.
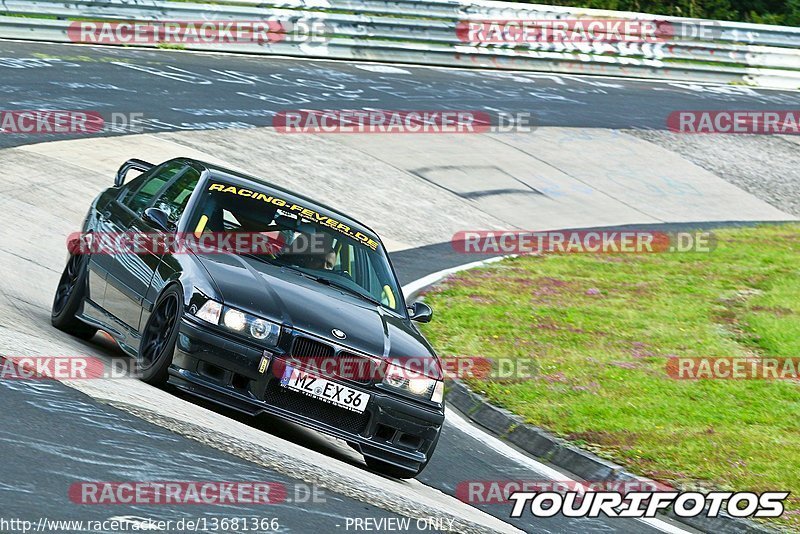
(280, 365), (370, 414)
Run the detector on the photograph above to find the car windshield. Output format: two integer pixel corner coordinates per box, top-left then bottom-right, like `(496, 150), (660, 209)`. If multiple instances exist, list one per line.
(187, 179), (404, 314)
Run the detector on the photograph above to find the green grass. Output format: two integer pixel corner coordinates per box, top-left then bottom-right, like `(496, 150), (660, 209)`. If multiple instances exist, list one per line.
(156, 42), (187, 50)
(421, 224), (800, 529)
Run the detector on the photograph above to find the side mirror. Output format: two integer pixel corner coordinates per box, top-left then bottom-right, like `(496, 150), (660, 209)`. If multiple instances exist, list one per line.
(115, 158), (155, 187)
(408, 301), (433, 323)
(143, 207), (172, 232)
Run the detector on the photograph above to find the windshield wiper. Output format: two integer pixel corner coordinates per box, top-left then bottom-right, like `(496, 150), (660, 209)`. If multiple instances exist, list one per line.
(312, 276), (384, 307)
(248, 256), (385, 307)
(241, 253), (280, 266)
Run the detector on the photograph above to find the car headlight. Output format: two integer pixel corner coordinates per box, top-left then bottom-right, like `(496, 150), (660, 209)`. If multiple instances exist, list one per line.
(431, 380), (444, 404)
(223, 308), (247, 331)
(383, 362), (443, 403)
(194, 299), (280, 346)
(195, 299), (222, 324)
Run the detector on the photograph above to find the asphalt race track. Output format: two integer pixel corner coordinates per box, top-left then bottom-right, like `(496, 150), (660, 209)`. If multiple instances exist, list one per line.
(1, 39), (797, 534)
(1, 41), (799, 150)
(1, 378), (419, 531)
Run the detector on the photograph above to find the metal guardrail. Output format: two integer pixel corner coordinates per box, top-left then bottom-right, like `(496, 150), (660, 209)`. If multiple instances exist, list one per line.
(1, 0), (799, 89)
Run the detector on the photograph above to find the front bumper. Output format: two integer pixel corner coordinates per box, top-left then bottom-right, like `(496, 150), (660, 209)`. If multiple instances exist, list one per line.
(170, 317), (445, 471)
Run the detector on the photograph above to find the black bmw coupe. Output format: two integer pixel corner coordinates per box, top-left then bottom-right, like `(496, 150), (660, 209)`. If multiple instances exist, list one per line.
(52, 157), (444, 478)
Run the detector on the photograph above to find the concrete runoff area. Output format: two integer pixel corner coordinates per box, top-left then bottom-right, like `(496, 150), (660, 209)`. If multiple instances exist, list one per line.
(628, 129), (800, 218)
(13, 127), (792, 251)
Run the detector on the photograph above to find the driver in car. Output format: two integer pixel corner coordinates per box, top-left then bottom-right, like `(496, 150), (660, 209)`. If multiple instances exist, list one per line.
(307, 248), (337, 271)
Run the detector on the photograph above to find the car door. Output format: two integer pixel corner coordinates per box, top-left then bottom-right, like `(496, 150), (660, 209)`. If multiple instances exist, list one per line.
(85, 165), (163, 328)
(137, 165), (202, 332)
(100, 161), (186, 339)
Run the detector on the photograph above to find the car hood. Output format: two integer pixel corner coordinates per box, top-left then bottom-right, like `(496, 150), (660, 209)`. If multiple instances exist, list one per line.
(195, 254), (441, 378)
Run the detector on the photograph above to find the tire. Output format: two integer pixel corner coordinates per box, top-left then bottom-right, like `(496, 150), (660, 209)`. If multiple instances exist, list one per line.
(51, 253), (98, 340)
(137, 285), (182, 386)
(364, 433), (440, 480)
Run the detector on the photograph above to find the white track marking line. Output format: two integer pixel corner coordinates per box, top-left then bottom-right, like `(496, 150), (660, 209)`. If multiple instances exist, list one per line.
(446, 409), (691, 534)
(401, 255), (510, 300)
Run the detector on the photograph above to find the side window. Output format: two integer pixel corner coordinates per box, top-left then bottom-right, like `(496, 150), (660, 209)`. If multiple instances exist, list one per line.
(121, 162), (184, 216)
(152, 167), (202, 226)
